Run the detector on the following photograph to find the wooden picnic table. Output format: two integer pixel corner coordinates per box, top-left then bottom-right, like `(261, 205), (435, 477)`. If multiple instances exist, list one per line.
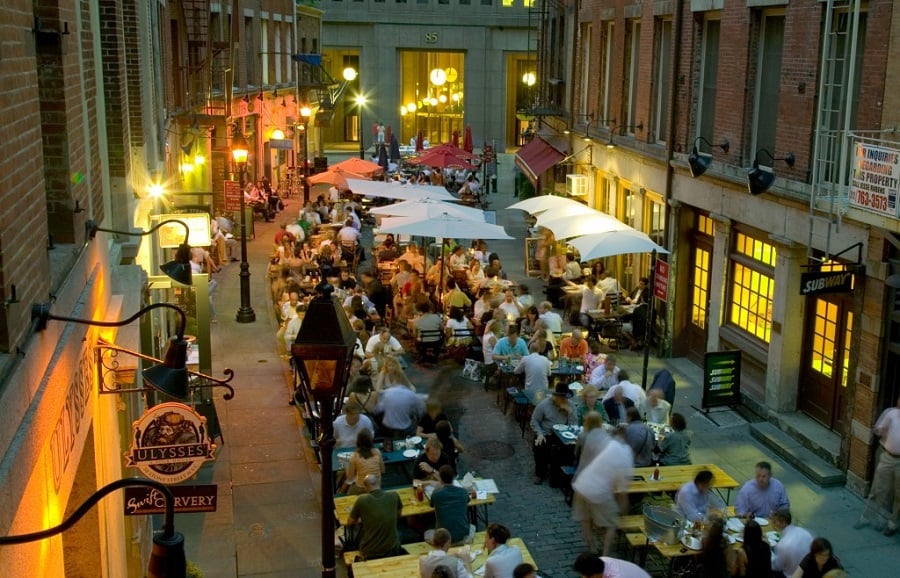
(351, 534), (536, 577)
(628, 464), (739, 502)
(334, 484), (496, 527)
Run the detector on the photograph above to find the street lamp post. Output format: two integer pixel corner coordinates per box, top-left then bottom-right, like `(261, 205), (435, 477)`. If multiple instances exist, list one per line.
(231, 129), (256, 323)
(291, 283), (357, 578)
(300, 105), (312, 203)
(356, 95), (367, 160)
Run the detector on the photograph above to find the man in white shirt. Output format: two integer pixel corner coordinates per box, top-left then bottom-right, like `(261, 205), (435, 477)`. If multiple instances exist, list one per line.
(365, 328), (404, 358)
(589, 354), (620, 391)
(482, 524), (522, 578)
(563, 254), (583, 281)
(497, 290), (523, 322)
(538, 301), (563, 334)
(514, 343), (552, 393)
(770, 508), (814, 577)
(345, 206), (361, 230)
(572, 429), (634, 556)
(419, 528), (472, 578)
(855, 394), (900, 535)
(602, 370), (646, 407)
(337, 219), (361, 244)
(283, 304), (305, 351)
(573, 553), (651, 578)
(333, 403), (374, 448)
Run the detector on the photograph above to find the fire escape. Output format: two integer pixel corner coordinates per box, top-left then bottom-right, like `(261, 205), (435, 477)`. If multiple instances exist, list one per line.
(294, 53), (347, 127)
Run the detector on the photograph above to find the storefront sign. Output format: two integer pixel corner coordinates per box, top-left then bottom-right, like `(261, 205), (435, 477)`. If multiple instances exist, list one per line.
(123, 484), (218, 516)
(849, 142), (900, 217)
(124, 402), (217, 484)
(702, 350), (741, 409)
(270, 138), (293, 150)
(224, 180), (243, 212)
(155, 213), (211, 248)
(800, 270), (854, 296)
(653, 259), (669, 302)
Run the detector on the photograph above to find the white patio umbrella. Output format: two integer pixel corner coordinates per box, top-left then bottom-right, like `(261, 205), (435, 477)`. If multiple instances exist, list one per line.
(508, 195), (590, 215)
(345, 178), (455, 201)
(568, 229), (669, 260)
(369, 198), (485, 221)
(378, 213), (513, 306)
(534, 203), (604, 227)
(378, 213), (512, 240)
(538, 213), (632, 240)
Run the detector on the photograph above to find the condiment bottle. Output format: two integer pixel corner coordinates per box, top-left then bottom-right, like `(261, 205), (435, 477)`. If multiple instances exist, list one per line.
(653, 466), (660, 480)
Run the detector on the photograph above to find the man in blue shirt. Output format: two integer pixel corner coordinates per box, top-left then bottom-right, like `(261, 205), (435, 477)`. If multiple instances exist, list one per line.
(492, 325), (528, 362)
(735, 461), (791, 518)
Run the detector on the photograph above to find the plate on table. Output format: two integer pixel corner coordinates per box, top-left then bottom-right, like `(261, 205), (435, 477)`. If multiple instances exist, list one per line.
(568, 382), (584, 392)
(765, 531), (781, 544)
(561, 431), (577, 440)
(681, 536), (702, 551)
(553, 424), (565, 431)
(403, 449), (418, 458)
(754, 517), (769, 526)
(408, 436), (423, 445)
(725, 518), (745, 533)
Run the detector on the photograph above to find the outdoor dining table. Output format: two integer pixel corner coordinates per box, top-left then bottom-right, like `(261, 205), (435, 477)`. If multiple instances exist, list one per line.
(334, 483), (497, 528)
(350, 535), (536, 578)
(628, 463), (740, 504)
(332, 438), (424, 488)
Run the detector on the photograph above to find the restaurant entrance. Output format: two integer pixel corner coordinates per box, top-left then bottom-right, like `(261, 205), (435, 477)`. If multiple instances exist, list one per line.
(685, 215), (714, 364)
(799, 292), (852, 431)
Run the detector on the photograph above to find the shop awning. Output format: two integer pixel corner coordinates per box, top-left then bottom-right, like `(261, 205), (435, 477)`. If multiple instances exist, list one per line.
(515, 136), (566, 185)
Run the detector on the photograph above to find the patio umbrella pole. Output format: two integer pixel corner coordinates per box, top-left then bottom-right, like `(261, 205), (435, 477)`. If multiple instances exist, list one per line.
(437, 240), (446, 310)
(641, 249), (656, 390)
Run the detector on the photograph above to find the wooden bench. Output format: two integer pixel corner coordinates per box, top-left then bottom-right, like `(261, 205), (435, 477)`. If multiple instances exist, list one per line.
(343, 531), (489, 568)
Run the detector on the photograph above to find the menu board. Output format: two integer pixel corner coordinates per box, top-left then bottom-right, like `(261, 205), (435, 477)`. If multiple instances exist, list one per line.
(702, 350), (741, 409)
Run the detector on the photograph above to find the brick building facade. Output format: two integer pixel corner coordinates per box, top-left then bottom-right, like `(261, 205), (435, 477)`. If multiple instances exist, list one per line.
(528, 0), (900, 492)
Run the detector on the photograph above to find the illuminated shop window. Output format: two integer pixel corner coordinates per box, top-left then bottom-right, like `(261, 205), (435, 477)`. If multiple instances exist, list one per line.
(692, 247), (711, 329)
(729, 232), (776, 342)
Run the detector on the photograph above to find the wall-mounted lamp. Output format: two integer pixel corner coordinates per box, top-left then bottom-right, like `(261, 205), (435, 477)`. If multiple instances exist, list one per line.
(85, 219), (193, 286)
(581, 116), (615, 142)
(747, 149), (795, 195)
(605, 123), (642, 148)
(256, 91), (264, 101)
(688, 137), (730, 177)
(0, 478), (184, 578)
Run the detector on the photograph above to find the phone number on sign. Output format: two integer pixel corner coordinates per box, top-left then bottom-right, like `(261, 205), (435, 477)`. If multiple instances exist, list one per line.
(850, 188), (894, 214)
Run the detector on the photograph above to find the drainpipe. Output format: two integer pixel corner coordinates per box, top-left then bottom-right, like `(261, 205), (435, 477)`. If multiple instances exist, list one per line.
(660, 0), (684, 358)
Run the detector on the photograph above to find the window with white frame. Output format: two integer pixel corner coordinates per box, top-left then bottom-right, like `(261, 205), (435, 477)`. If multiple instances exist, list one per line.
(729, 229), (776, 343)
(653, 18), (672, 143)
(261, 20), (269, 86)
(624, 20), (641, 134)
(752, 13), (785, 156)
(697, 16), (720, 144)
(600, 21), (614, 123)
(581, 23), (591, 117)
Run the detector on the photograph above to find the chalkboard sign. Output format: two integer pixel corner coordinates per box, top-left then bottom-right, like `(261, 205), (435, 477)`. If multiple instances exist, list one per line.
(702, 350), (742, 408)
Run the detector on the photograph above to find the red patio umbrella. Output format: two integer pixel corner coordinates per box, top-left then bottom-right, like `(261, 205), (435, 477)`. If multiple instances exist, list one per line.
(463, 124), (474, 153)
(306, 168), (367, 190)
(409, 149), (477, 170)
(425, 142), (479, 160)
(452, 129), (460, 149)
(415, 129), (424, 152)
(329, 157), (384, 178)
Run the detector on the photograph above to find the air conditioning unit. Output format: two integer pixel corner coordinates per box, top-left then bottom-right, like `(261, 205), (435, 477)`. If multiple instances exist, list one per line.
(566, 174), (589, 197)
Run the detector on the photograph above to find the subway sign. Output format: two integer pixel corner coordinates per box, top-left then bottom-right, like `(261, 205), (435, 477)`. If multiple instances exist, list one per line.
(800, 270), (854, 296)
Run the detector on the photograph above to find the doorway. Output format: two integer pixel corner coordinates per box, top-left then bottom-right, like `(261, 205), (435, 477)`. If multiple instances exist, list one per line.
(799, 293), (852, 431)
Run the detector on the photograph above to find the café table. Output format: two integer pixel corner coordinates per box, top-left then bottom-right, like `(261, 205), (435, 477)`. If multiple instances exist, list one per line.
(334, 483), (497, 529)
(628, 464), (740, 504)
(350, 534), (536, 578)
(332, 438), (424, 488)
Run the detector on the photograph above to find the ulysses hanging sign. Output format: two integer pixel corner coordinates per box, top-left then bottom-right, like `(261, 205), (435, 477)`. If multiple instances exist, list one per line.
(123, 484), (218, 516)
(800, 270), (854, 296)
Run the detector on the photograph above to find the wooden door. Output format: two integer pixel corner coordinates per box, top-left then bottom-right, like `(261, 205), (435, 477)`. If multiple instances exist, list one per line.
(799, 295), (852, 430)
(686, 241), (712, 364)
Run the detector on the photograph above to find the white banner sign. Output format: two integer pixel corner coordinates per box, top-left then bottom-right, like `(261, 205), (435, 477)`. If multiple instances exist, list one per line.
(849, 142), (900, 217)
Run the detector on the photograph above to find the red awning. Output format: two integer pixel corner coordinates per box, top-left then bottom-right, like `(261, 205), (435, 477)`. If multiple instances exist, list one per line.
(515, 136), (565, 185)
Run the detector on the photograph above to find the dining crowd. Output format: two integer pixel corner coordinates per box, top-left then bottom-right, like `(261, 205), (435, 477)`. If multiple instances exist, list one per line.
(245, 187), (869, 578)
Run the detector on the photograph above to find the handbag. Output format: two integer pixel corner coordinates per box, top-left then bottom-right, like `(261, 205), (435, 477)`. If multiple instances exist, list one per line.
(461, 358), (485, 381)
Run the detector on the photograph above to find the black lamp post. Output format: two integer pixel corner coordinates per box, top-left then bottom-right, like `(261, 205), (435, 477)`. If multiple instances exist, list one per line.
(0, 478), (186, 577)
(300, 105), (312, 203)
(356, 95), (367, 160)
(231, 129), (256, 323)
(291, 283), (357, 578)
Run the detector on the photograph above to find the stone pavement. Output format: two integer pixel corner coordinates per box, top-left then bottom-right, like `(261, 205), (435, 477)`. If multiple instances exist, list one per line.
(179, 154), (898, 577)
